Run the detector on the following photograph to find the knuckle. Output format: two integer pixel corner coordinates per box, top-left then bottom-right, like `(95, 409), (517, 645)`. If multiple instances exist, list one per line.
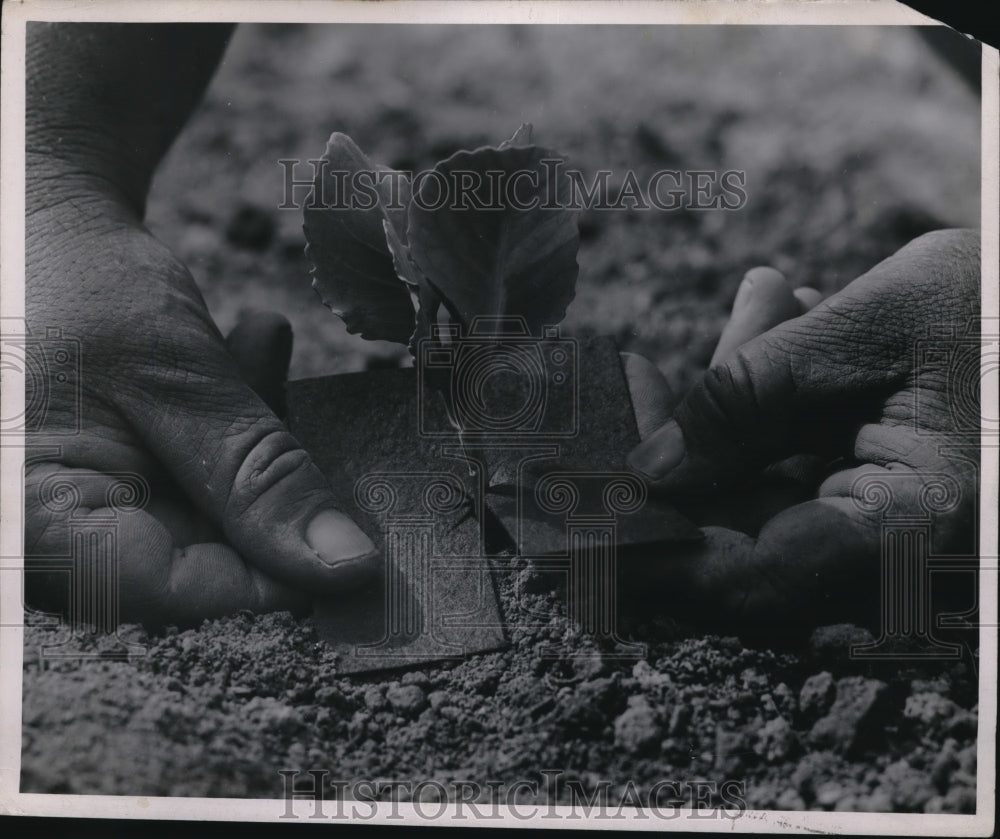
(682, 349), (761, 445)
(225, 426), (322, 524)
(248, 443), (313, 500)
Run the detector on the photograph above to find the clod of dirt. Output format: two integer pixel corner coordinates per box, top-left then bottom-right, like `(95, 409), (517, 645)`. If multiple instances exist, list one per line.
(632, 659), (672, 693)
(798, 671), (836, 722)
(363, 687), (387, 711)
(815, 779), (854, 809)
(904, 692), (960, 729)
(554, 676), (624, 737)
(808, 676), (891, 756)
(427, 690), (449, 710)
(754, 715), (798, 763)
(385, 684), (428, 717)
(875, 759), (938, 812)
(613, 696), (662, 755)
(790, 750), (846, 803)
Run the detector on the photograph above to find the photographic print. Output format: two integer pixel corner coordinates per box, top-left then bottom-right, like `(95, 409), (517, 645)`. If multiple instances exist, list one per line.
(1, 1), (996, 832)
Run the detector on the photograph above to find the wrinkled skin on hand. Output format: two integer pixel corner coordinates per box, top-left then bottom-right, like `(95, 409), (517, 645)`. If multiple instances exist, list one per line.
(625, 229), (981, 630)
(27, 203), (383, 626)
(24, 24), (379, 628)
(25, 196), (384, 627)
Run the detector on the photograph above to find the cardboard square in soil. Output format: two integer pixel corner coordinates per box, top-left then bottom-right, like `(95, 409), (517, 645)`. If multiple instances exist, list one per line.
(287, 337), (700, 671)
(287, 369), (507, 673)
(478, 336), (702, 556)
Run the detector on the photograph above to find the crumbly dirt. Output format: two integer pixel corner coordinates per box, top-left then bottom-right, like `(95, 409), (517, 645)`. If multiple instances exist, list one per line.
(21, 577), (980, 812)
(20, 24), (981, 813)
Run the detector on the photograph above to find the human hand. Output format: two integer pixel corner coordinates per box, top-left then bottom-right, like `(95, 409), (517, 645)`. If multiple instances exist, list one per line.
(21, 22), (379, 629)
(25, 199), (379, 628)
(624, 229), (981, 629)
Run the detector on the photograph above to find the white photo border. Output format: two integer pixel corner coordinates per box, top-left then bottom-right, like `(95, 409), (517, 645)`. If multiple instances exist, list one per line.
(1, 1), (995, 834)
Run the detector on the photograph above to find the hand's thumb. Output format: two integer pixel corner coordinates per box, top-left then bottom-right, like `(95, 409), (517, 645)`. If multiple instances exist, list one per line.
(114, 318), (378, 595)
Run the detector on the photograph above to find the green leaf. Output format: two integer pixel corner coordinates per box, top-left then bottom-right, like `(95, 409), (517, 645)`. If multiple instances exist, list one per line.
(303, 133), (415, 344)
(406, 144), (580, 336)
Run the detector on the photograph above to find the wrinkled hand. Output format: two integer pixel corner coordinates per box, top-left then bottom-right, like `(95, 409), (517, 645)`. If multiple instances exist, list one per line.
(625, 229), (981, 629)
(25, 196), (379, 628)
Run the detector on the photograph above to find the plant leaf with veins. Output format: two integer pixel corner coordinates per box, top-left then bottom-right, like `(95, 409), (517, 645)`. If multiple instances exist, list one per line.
(406, 144), (579, 336)
(383, 217), (440, 354)
(303, 133), (415, 344)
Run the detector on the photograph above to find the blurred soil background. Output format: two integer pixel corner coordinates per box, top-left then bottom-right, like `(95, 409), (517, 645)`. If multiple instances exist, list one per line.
(21, 24), (982, 814)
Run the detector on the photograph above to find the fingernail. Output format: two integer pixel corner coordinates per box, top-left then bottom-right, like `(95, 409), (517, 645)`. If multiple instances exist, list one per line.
(627, 419), (686, 480)
(306, 509), (378, 567)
